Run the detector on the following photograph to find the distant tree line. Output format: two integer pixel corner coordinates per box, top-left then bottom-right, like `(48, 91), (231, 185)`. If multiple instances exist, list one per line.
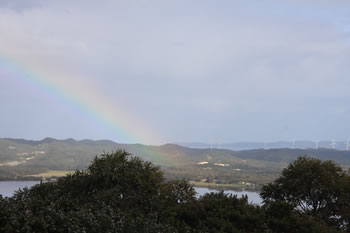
(0, 150), (349, 232)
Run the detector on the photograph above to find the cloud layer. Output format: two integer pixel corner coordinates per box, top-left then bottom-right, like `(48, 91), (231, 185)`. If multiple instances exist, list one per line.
(1, 0), (350, 143)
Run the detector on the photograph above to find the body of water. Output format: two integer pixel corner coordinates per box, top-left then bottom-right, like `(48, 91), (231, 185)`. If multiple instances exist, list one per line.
(195, 187), (262, 205)
(0, 181), (261, 205)
(0, 181), (41, 197)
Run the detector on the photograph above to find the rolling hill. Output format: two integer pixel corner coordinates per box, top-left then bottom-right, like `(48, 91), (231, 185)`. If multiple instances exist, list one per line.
(1, 138), (350, 189)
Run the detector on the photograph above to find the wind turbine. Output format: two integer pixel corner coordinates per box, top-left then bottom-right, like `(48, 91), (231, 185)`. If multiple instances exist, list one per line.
(345, 140), (350, 151)
(313, 140), (319, 150)
(331, 140), (337, 149)
(292, 138), (296, 149)
(217, 138), (222, 149)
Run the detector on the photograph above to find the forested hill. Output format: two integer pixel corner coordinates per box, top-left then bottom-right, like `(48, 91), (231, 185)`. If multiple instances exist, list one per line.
(1, 138), (350, 181)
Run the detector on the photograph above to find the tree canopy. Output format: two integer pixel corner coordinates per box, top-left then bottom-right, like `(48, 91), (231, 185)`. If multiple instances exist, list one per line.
(0, 152), (349, 232)
(261, 156), (350, 231)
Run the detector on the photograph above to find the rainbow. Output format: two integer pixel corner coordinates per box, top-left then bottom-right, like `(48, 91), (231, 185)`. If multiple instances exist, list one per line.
(0, 48), (161, 145)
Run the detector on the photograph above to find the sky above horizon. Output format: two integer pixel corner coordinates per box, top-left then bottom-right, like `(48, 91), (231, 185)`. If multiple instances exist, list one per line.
(1, 0), (350, 144)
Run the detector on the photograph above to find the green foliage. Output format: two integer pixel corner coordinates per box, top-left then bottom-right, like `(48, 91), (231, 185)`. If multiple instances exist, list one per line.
(0, 150), (195, 233)
(184, 192), (266, 233)
(263, 201), (343, 233)
(0, 152), (349, 232)
(261, 156), (350, 231)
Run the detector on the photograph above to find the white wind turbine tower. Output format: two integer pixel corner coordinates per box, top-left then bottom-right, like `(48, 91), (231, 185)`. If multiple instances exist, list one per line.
(345, 139), (350, 151)
(217, 138), (222, 149)
(292, 138), (296, 149)
(209, 140), (213, 151)
(263, 141), (267, 150)
(331, 140), (337, 149)
(313, 140), (319, 150)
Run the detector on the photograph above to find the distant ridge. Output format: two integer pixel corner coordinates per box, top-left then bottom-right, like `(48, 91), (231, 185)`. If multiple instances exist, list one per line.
(1, 137), (350, 166)
(3, 137), (118, 146)
(179, 140), (350, 151)
(1, 137), (350, 184)
(3, 138), (50, 146)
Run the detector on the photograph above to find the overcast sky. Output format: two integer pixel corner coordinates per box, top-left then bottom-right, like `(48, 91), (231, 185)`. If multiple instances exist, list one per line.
(1, 0), (350, 144)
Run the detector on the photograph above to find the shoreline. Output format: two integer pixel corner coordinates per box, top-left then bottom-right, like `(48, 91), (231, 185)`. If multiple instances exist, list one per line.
(189, 181), (260, 192)
(0, 179), (261, 192)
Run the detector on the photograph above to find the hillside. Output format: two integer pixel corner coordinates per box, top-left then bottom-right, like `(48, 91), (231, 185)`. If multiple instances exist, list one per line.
(1, 138), (350, 189)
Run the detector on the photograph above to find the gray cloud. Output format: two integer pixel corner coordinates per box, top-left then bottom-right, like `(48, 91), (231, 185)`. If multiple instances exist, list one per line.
(1, 0), (350, 143)
(0, 0), (44, 11)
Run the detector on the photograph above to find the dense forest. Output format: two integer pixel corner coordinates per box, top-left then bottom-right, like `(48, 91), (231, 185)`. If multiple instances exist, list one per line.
(0, 150), (349, 232)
